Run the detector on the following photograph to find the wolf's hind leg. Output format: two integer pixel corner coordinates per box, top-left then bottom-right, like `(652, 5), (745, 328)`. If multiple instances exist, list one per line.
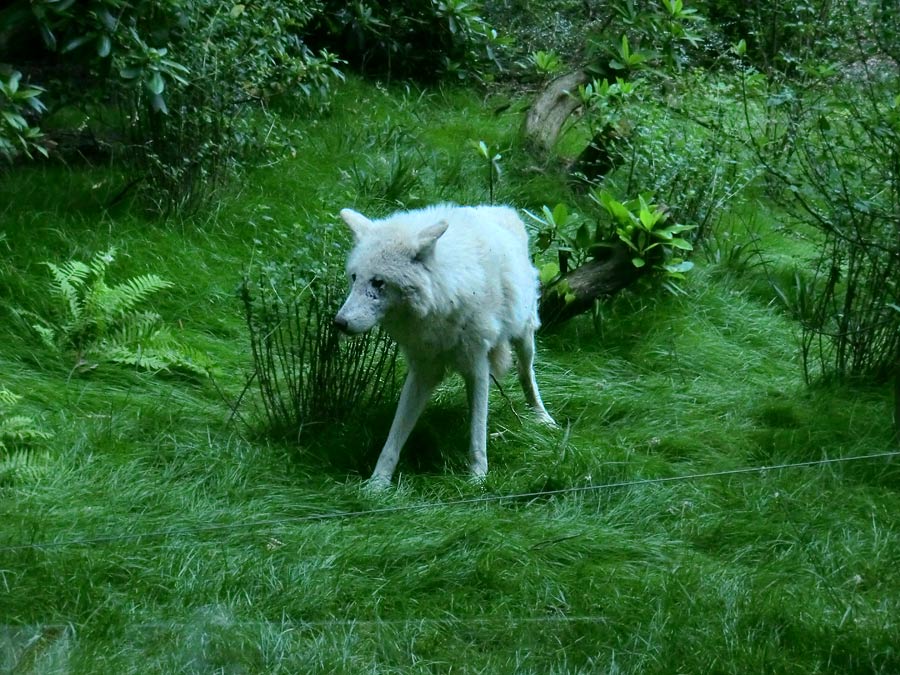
(512, 334), (556, 426)
(370, 366), (440, 487)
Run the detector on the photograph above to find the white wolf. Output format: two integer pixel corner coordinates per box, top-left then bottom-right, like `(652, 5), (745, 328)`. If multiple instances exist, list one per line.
(334, 204), (555, 487)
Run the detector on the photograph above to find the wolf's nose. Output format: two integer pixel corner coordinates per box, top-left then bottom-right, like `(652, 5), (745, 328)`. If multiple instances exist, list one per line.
(333, 316), (349, 333)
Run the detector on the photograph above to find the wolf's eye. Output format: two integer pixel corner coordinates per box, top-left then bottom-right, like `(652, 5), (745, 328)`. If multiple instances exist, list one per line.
(350, 273), (357, 283)
(371, 278), (385, 290)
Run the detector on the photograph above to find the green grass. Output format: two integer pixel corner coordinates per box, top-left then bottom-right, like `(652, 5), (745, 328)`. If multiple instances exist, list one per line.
(1, 77), (899, 674)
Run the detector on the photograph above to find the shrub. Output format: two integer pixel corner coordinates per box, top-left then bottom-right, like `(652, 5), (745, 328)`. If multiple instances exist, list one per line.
(306, 0), (502, 82)
(240, 265), (401, 440)
(2, 0), (343, 213)
(694, 0), (856, 75)
(0, 69), (47, 162)
(730, 9), (900, 387)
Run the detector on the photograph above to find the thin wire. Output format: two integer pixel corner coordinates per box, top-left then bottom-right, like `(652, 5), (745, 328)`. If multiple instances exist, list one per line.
(3, 450), (898, 553)
(12, 615), (614, 634)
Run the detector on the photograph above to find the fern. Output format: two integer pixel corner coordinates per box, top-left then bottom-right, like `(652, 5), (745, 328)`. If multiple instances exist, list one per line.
(0, 388), (19, 407)
(44, 258), (90, 334)
(111, 274), (174, 311)
(0, 447), (52, 486)
(30, 249), (208, 376)
(0, 387), (52, 486)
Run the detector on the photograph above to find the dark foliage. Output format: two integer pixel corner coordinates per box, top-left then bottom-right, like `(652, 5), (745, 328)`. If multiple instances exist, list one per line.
(305, 0), (501, 82)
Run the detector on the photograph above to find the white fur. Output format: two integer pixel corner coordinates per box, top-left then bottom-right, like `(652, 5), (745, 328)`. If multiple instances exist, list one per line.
(335, 204), (556, 487)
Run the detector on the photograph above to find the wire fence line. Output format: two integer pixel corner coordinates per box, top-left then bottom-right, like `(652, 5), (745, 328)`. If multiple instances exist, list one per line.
(2, 450), (898, 554)
(2, 614), (614, 636)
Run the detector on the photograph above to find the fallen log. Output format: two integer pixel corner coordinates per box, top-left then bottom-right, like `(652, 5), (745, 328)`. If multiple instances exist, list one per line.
(538, 241), (651, 331)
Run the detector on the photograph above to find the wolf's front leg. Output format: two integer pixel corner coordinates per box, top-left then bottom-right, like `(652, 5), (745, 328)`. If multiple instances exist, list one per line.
(370, 367), (439, 487)
(464, 357), (491, 479)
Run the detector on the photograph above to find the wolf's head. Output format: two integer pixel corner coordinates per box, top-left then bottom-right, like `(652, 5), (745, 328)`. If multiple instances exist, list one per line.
(334, 208), (448, 334)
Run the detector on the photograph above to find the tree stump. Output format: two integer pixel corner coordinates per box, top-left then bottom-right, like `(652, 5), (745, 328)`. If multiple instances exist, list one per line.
(523, 70), (590, 153)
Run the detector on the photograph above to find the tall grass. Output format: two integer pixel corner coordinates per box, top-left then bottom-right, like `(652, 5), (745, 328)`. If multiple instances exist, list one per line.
(1, 77), (898, 673)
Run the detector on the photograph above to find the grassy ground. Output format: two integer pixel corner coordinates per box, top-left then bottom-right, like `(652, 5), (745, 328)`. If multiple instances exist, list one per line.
(1, 78), (899, 674)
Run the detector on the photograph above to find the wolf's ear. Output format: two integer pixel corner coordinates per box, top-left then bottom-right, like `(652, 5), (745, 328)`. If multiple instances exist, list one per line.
(340, 208), (374, 240)
(413, 220), (449, 261)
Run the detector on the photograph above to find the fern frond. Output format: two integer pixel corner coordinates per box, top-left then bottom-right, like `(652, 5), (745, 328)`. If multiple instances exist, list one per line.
(0, 448), (52, 486)
(32, 323), (58, 349)
(151, 345), (213, 377)
(104, 311), (164, 347)
(44, 260), (89, 321)
(31, 249), (190, 378)
(45, 260), (90, 289)
(0, 414), (53, 443)
(88, 248), (116, 278)
(109, 274), (174, 314)
(103, 345), (172, 372)
(82, 274), (113, 334)
(0, 388), (21, 407)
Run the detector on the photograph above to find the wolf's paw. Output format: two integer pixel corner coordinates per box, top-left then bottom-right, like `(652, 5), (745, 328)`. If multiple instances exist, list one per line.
(468, 460), (488, 483)
(536, 410), (559, 428)
(363, 474), (392, 494)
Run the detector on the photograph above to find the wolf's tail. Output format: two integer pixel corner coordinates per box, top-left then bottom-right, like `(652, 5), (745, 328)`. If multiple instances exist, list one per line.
(489, 341), (513, 379)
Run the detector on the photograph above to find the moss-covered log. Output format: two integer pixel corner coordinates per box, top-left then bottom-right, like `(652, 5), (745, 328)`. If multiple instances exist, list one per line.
(538, 242), (649, 331)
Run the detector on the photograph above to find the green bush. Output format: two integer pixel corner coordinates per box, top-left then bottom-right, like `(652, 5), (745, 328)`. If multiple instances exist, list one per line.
(694, 0), (855, 75)
(307, 0), (502, 82)
(1, 0), (343, 213)
(0, 69), (47, 162)
(733, 6), (900, 386)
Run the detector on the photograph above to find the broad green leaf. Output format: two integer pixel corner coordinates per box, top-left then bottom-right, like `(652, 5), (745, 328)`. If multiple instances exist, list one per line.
(657, 224), (695, 235)
(541, 204), (555, 224)
(632, 256), (646, 268)
(552, 202), (569, 226)
(668, 238), (694, 251)
(62, 34), (93, 53)
(151, 93), (168, 114)
(618, 233), (638, 251)
(539, 262), (560, 285)
(575, 223), (592, 249)
(147, 71), (165, 95)
(2, 111), (27, 130)
(97, 35), (111, 58)
(119, 66), (142, 80)
(665, 260), (694, 274)
(639, 205), (660, 230)
(19, 87), (45, 100)
(608, 199), (633, 225)
(39, 24), (57, 51)
(98, 8), (116, 31)
(161, 59), (190, 75)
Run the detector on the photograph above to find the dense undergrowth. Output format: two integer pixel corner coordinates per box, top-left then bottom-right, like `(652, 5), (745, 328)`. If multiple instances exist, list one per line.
(1, 77), (899, 673)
